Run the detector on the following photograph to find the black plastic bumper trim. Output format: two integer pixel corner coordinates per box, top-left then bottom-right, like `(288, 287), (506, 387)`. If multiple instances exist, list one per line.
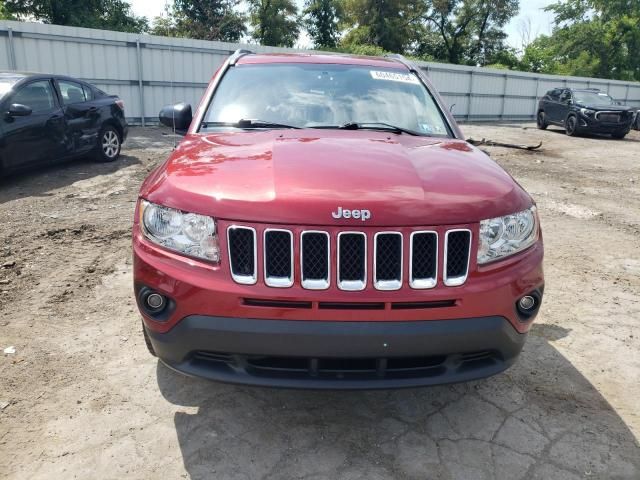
(146, 315), (526, 389)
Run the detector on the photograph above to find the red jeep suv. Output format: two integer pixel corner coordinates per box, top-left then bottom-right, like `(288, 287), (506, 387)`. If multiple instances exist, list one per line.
(133, 50), (544, 389)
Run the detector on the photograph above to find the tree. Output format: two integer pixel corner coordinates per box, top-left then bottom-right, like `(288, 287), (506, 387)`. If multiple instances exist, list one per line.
(0, 2), (16, 20)
(247, 0), (300, 47)
(340, 0), (423, 53)
(415, 0), (520, 66)
(150, 0), (246, 42)
(3, 0), (148, 33)
(303, 0), (342, 48)
(538, 0), (640, 81)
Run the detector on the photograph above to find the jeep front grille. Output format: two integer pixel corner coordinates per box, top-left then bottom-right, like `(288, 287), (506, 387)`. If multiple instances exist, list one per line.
(226, 225), (472, 290)
(410, 231), (438, 289)
(444, 229), (472, 286)
(263, 229), (293, 287)
(374, 232), (403, 290)
(301, 231), (330, 290)
(227, 226), (257, 285)
(337, 232), (367, 291)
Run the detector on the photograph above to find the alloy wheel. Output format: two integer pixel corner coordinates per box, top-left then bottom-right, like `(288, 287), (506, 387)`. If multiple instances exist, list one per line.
(102, 130), (120, 158)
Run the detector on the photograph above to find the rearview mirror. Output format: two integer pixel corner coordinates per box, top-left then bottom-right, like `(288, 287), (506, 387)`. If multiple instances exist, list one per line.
(8, 103), (32, 117)
(159, 103), (192, 134)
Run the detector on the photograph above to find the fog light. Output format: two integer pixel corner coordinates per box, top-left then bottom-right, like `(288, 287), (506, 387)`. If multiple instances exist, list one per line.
(518, 295), (536, 311)
(146, 293), (166, 310)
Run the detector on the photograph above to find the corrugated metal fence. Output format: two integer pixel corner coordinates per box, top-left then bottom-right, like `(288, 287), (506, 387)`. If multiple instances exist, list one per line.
(2, 20), (640, 125)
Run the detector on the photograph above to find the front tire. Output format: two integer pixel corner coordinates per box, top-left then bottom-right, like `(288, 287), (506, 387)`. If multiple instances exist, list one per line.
(565, 115), (578, 136)
(537, 111), (548, 130)
(94, 125), (121, 162)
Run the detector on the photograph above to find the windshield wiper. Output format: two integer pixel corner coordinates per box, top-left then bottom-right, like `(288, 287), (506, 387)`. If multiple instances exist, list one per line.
(310, 122), (422, 136)
(341, 122), (423, 136)
(201, 119), (300, 130)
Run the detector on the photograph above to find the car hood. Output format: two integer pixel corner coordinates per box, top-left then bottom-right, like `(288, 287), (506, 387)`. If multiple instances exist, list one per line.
(142, 130), (532, 226)
(578, 103), (635, 112)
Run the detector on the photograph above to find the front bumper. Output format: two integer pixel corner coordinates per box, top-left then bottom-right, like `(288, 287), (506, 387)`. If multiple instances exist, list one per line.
(147, 315), (527, 389)
(578, 115), (633, 134)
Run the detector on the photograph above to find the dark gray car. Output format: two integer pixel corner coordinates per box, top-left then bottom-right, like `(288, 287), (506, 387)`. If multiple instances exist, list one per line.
(0, 72), (128, 176)
(537, 88), (635, 139)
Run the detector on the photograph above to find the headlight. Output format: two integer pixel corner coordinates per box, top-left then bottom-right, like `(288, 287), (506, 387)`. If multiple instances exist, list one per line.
(478, 206), (538, 264)
(139, 200), (220, 263)
(580, 108), (595, 116)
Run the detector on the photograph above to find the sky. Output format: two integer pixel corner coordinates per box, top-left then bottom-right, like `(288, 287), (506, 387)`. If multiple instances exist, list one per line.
(129, 0), (556, 51)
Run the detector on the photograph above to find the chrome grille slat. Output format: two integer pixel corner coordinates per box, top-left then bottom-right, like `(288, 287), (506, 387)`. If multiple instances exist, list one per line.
(374, 232), (403, 291)
(301, 231), (330, 290)
(227, 226), (472, 289)
(227, 226), (257, 285)
(337, 232), (367, 291)
(444, 229), (472, 287)
(264, 229), (293, 288)
(410, 231), (438, 289)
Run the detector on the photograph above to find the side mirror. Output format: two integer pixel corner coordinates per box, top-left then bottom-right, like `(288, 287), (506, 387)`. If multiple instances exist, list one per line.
(159, 103), (192, 134)
(8, 103), (32, 117)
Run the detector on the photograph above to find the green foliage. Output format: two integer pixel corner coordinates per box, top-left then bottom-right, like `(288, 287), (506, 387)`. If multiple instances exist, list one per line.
(150, 1), (246, 42)
(247, 0), (300, 47)
(338, 0), (519, 66)
(340, 0), (423, 53)
(3, 0), (148, 33)
(0, 2), (16, 20)
(535, 0), (640, 81)
(416, 0), (520, 66)
(519, 35), (561, 74)
(303, 0), (342, 48)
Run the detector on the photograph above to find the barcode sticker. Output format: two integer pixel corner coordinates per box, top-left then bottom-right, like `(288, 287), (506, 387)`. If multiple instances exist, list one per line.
(370, 71), (420, 85)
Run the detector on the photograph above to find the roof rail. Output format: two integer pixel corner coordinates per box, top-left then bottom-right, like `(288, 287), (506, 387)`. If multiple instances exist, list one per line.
(384, 53), (418, 73)
(229, 48), (254, 66)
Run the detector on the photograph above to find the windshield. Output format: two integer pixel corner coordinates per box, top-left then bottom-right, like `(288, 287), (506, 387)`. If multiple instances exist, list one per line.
(202, 63), (451, 136)
(574, 91), (615, 105)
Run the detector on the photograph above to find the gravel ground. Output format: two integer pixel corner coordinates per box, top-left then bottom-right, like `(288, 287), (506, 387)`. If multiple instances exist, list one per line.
(0, 124), (639, 479)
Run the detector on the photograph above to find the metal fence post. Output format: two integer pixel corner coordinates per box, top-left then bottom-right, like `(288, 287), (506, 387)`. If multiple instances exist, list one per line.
(7, 27), (17, 70)
(624, 84), (630, 104)
(468, 71), (475, 121)
(532, 78), (540, 120)
(136, 38), (145, 126)
(499, 74), (507, 120)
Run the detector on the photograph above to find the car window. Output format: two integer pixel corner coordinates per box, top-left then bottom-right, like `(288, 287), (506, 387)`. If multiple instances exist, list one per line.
(58, 80), (87, 105)
(12, 80), (57, 113)
(202, 63), (451, 137)
(82, 84), (93, 101)
(549, 89), (561, 101)
(559, 90), (571, 102)
(573, 91), (615, 105)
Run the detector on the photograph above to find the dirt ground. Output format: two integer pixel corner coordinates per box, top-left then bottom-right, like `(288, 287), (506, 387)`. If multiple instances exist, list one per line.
(0, 124), (639, 480)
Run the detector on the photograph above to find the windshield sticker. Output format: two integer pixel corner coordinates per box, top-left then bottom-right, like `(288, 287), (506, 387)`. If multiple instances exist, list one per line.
(370, 71), (420, 85)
